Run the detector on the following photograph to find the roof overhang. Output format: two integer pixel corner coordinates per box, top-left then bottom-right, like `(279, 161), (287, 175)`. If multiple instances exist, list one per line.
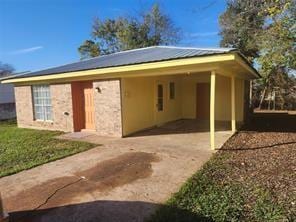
(1, 52), (260, 85)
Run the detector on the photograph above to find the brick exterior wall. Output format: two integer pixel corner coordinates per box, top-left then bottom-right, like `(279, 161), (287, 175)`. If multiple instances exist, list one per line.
(0, 103), (16, 120)
(14, 84), (74, 132)
(93, 79), (123, 137)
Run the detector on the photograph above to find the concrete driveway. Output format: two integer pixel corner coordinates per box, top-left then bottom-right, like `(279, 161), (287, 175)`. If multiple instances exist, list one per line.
(0, 120), (232, 222)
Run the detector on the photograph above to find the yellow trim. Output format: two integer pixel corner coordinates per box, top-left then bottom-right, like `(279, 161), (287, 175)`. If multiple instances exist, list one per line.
(231, 75), (236, 133)
(234, 54), (259, 78)
(2, 54), (235, 84)
(210, 70), (216, 150)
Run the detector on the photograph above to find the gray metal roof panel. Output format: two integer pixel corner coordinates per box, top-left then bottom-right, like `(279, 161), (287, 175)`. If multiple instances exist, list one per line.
(8, 46), (237, 79)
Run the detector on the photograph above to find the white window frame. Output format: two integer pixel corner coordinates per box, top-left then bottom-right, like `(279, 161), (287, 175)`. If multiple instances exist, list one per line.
(32, 85), (52, 121)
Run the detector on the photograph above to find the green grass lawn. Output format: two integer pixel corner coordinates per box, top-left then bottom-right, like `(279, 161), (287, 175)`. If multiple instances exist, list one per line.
(149, 129), (296, 221)
(0, 120), (97, 178)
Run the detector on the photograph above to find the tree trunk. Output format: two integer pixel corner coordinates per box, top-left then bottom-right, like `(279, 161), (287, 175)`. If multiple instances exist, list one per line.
(268, 91), (271, 110)
(273, 90), (276, 110)
(249, 80), (253, 109)
(259, 86), (267, 110)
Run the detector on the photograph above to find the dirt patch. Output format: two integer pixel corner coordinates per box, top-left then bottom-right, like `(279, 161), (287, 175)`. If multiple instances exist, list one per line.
(77, 151), (160, 189)
(5, 152), (159, 214)
(218, 129), (296, 217)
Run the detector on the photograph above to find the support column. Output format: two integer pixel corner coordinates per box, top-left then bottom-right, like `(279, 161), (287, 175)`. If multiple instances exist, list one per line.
(231, 75), (236, 133)
(210, 71), (216, 150)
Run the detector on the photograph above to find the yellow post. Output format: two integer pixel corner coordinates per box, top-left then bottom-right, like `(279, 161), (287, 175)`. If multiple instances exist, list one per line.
(210, 70), (216, 149)
(231, 75), (236, 133)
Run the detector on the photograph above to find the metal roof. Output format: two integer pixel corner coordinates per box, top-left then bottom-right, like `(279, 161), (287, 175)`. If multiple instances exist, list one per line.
(8, 46), (237, 79)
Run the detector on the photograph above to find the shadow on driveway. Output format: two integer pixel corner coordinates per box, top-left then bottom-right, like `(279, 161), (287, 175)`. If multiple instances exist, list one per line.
(9, 200), (212, 222)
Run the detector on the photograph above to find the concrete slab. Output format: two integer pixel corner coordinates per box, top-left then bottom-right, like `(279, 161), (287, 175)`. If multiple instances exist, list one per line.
(0, 120), (232, 222)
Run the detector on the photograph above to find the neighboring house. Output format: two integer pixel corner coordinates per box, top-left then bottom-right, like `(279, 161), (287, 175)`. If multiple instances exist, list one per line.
(0, 83), (15, 120)
(1, 46), (259, 149)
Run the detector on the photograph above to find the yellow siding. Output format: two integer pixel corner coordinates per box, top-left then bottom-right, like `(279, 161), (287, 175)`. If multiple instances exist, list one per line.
(180, 74), (234, 121)
(181, 74), (210, 118)
(121, 73), (246, 136)
(215, 75), (231, 121)
(121, 75), (182, 136)
(215, 75), (245, 122)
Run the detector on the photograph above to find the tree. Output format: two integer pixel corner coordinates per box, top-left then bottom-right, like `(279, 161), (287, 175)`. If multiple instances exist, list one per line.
(0, 62), (14, 78)
(219, 0), (296, 110)
(258, 0), (295, 78)
(219, 0), (265, 62)
(142, 4), (180, 46)
(257, 0), (295, 109)
(78, 4), (180, 59)
(78, 40), (100, 60)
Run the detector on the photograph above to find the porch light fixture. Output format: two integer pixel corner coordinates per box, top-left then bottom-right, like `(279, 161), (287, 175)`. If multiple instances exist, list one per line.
(96, 86), (102, 93)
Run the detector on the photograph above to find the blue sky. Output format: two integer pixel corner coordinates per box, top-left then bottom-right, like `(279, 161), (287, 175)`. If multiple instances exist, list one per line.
(0, 0), (226, 72)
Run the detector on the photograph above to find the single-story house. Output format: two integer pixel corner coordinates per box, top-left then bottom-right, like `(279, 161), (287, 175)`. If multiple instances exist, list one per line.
(1, 46), (260, 149)
(0, 83), (16, 120)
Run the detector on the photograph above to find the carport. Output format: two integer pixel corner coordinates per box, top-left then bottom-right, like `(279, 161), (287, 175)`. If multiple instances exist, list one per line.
(120, 68), (252, 150)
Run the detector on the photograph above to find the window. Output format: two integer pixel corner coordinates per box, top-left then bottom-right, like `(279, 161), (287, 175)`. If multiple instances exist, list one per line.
(32, 85), (52, 121)
(169, 82), (175, 100)
(157, 84), (164, 111)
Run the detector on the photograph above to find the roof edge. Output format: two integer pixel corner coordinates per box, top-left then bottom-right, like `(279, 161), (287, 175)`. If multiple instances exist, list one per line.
(1, 53), (236, 84)
(3, 46), (238, 82)
(234, 52), (261, 78)
(157, 45), (236, 52)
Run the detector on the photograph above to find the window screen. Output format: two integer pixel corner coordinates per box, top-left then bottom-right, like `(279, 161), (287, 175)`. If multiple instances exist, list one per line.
(32, 85), (52, 121)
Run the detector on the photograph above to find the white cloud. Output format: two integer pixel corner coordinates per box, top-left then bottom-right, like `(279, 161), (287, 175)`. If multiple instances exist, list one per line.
(10, 46), (43, 55)
(189, 32), (219, 37)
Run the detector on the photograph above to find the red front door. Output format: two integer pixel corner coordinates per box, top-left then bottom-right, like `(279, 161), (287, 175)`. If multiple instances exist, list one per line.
(72, 81), (95, 131)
